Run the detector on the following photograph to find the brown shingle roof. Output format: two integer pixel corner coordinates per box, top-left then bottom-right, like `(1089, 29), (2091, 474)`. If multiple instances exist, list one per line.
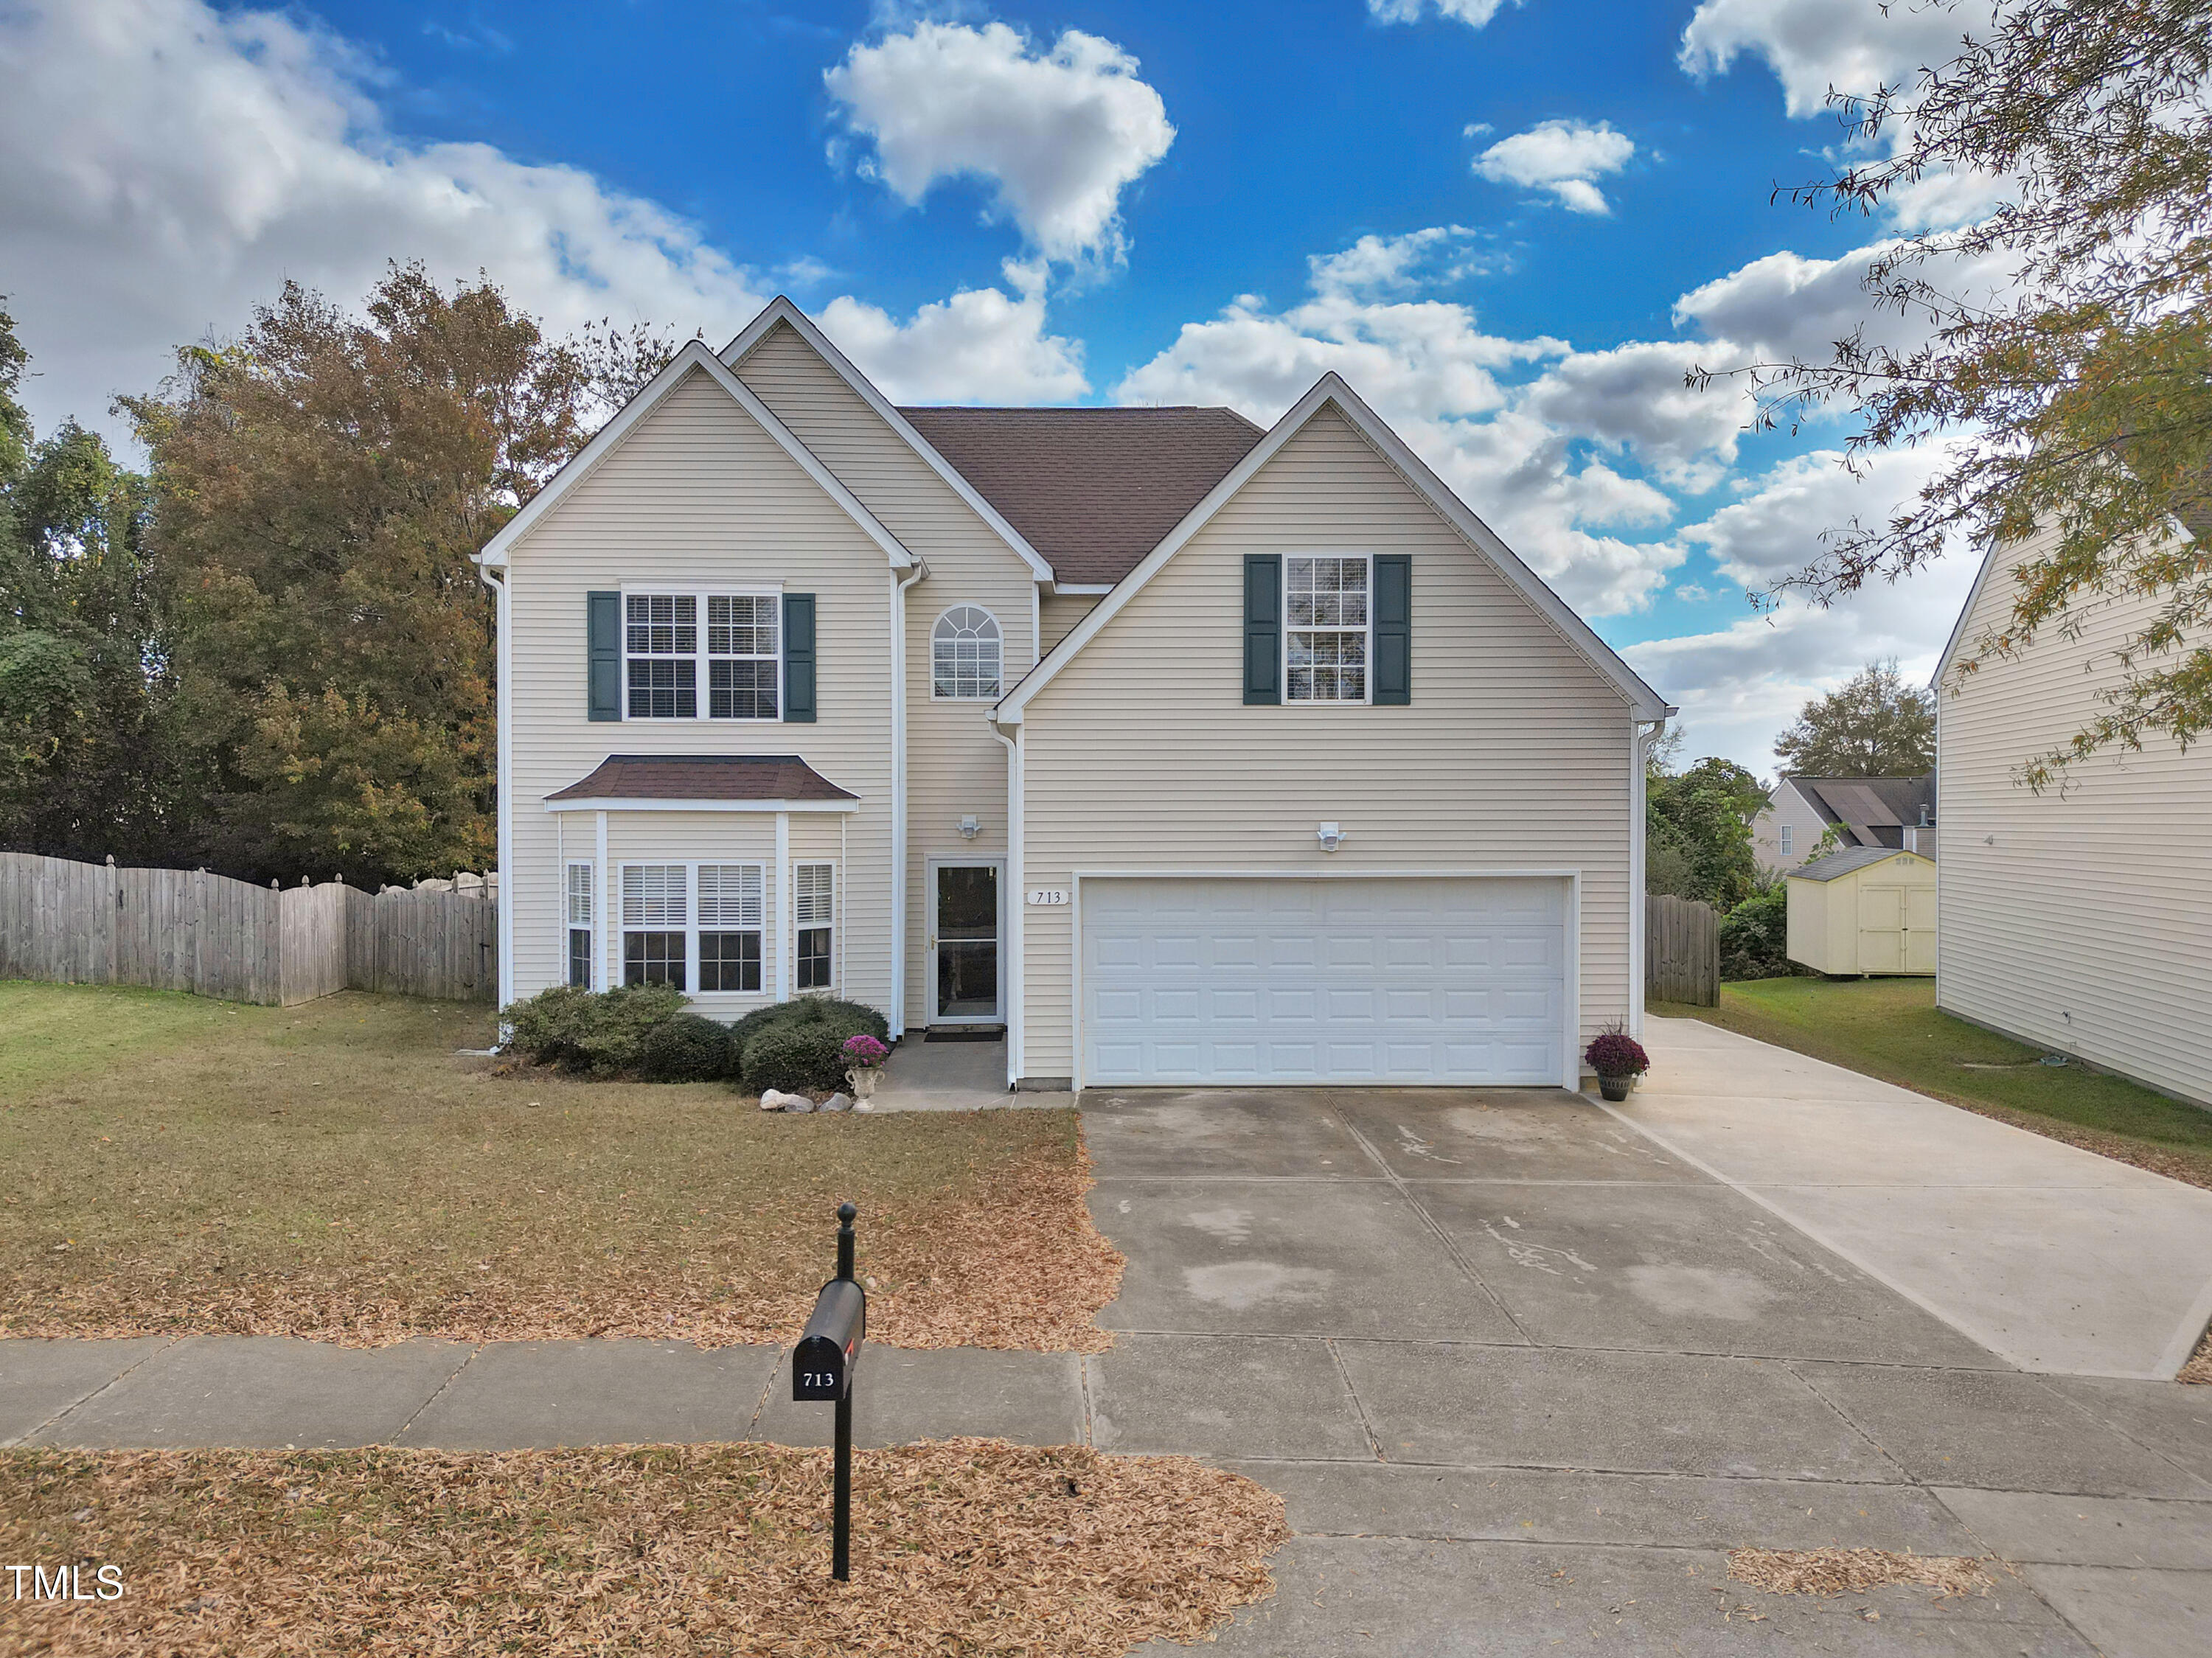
(546, 755), (858, 804)
(897, 405), (1266, 586)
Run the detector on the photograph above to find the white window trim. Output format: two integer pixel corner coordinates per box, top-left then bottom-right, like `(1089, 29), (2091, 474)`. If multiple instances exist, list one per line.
(616, 860), (773, 995)
(1778, 824), (1794, 857)
(564, 859), (596, 989)
(931, 604), (1004, 700)
(1282, 553), (1374, 706)
(794, 861), (837, 992)
(619, 586), (785, 723)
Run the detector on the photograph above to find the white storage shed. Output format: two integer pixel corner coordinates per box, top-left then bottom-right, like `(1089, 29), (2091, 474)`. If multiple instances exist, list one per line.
(1786, 848), (1938, 977)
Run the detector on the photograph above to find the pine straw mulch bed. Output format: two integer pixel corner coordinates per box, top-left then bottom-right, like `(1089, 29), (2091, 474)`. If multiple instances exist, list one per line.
(0, 1138), (1123, 1355)
(2183, 1325), (2212, 1385)
(1728, 1547), (1995, 1600)
(0, 1440), (1288, 1657)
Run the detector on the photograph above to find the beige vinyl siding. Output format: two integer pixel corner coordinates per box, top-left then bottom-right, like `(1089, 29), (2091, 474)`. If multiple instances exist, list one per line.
(1753, 781), (1836, 873)
(735, 321), (1037, 1028)
(1015, 405), (1637, 1081)
(1935, 537), (2212, 1105)
(1040, 592), (1102, 650)
(503, 366), (895, 1017)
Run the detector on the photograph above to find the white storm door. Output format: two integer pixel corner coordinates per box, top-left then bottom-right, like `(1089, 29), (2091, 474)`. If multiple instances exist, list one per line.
(1082, 877), (1568, 1087)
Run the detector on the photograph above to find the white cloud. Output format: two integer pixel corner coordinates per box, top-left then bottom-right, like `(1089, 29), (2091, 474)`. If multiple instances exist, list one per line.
(1677, 0), (1972, 119)
(824, 21), (1174, 265)
(0, 0), (775, 444)
(1521, 338), (1749, 491)
(1637, 442), (1976, 771)
(1116, 237), (1690, 617)
(1307, 225), (1503, 297)
(1472, 119), (1636, 215)
(1368, 0), (1516, 27)
(818, 258), (1088, 403)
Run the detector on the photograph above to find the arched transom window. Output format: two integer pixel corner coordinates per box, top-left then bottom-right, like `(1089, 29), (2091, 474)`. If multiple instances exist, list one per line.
(932, 605), (1002, 699)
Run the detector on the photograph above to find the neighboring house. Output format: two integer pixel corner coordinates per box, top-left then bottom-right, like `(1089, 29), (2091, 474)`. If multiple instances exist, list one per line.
(477, 299), (1674, 1091)
(1932, 535), (2212, 1108)
(1785, 848), (1936, 977)
(1752, 776), (1937, 873)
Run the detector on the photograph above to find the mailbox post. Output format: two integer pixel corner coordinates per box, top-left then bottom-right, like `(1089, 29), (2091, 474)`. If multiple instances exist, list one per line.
(792, 1201), (866, 1580)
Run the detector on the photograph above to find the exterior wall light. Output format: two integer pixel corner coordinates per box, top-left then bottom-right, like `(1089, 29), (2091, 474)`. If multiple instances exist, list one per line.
(958, 815), (981, 840)
(1316, 822), (1345, 853)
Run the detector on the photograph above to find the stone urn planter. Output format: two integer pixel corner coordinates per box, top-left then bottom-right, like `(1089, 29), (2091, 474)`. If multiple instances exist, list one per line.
(841, 1034), (889, 1104)
(846, 1066), (879, 1103)
(1582, 1027), (1649, 1105)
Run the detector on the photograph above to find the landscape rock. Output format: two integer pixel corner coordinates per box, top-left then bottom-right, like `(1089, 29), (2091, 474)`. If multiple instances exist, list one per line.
(820, 1093), (852, 1113)
(759, 1088), (811, 1112)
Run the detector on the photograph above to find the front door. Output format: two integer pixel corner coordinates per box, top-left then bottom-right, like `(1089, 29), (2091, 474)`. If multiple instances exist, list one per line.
(932, 862), (1001, 1023)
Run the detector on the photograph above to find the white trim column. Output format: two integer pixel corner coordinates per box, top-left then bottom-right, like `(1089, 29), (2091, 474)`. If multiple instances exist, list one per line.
(775, 809), (791, 1001)
(594, 809), (611, 992)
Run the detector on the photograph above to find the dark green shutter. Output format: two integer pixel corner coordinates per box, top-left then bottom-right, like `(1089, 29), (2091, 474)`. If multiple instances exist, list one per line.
(587, 591), (621, 721)
(783, 592), (816, 722)
(1242, 555), (1281, 706)
(1374, 555), (1411, 706)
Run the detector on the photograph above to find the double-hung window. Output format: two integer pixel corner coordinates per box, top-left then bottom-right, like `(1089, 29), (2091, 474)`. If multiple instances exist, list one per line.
(698, 864), (765, 992)
(1285, 556), (1369, 703)
(931, 606), (1001, 698)
(795, 863), (835, 991)
(625, 592), (778, 720)
(621, 864), (688, 989)
(1778, 824), (1794, 857)
(566, 862), (595, 988)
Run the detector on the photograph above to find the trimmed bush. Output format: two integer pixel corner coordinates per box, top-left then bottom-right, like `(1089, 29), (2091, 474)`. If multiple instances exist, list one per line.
(638, 1013), (734, 1083)
(741, 1023), (852, 1096)
(501, 982), (687, 1076)
(731, 996), (890, 1090)
(1719, 884), (1793, 982)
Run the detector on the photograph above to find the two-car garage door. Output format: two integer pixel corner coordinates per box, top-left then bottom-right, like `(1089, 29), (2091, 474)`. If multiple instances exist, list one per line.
(1081, 876), (1568, 1087)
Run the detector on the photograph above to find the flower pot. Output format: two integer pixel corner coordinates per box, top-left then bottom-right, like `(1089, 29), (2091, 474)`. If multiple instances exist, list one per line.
(1597, 1071), (1635, 1102)
(847, 1067), (879, 1102)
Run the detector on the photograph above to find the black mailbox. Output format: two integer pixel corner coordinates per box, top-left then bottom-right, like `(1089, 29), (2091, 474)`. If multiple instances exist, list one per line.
(793, 1277), (866, 1401)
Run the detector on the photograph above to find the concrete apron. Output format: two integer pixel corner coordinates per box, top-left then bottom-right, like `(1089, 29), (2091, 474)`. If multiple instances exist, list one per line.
(1621, 1017), (2212, 1381)
(867, 1037), (1071, 1112)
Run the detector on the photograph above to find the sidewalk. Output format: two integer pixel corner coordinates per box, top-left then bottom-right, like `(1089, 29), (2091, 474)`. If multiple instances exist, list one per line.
(869, 1036), (1072, 1112)
(1, 1335), (1088, 1451)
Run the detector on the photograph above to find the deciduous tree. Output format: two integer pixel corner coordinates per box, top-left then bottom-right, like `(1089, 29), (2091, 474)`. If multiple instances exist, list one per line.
(1773, 660), (1937, 777)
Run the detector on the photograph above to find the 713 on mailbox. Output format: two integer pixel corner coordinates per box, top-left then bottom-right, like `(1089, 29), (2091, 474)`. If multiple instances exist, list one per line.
(793, 1202), (866, 1580)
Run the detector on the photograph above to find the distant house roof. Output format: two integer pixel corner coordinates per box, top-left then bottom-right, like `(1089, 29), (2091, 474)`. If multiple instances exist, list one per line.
(1786, 775), (1935, 849)
(546, 755), (858, 806)
(1790, 846), (1929, 882)
(897, 405), (1267, 587)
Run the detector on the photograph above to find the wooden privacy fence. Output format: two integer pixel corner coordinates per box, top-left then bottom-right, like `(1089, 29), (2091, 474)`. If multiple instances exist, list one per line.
(0, 852), (498, 1006)
(1646, 894), (1719, 1008)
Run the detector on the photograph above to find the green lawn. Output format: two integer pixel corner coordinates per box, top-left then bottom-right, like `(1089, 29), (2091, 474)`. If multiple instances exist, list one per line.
(0, 982), (1118, 1350)
(1653, 977), (2212, 1188)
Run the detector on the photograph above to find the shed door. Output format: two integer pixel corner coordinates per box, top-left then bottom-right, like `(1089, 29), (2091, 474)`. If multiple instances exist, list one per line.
(1856, 885), (1907, 972)
(1080, 877), (1568, 1087)
(1905, 885), (1937, 973)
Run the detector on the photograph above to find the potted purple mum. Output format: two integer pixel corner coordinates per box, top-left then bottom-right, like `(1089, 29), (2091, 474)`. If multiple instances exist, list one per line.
(842, 1034), (889, 1102)
(1583, 1028), (1649, 1102)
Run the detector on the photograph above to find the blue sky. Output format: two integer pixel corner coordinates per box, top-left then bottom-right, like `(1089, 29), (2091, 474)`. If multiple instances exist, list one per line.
(0, 0), (1992, 772)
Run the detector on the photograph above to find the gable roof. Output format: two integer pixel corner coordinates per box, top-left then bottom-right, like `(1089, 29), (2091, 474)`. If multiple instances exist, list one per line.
(1790, 846), (1929, 882)
(994, 372), (1674, 723)
(900, 406), (1265, 587)
(720, 298), (1056, 585)
(1783, 776), (1935, 846)
(475, 341), (912, 571)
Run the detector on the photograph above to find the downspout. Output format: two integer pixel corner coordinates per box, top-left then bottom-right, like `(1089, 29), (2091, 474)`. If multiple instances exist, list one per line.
(478, 562), (515, 1014)
(1629, 714), (1669, 1039)
(989, 716), (1023, 1090)
(888, 560), (927, 1039)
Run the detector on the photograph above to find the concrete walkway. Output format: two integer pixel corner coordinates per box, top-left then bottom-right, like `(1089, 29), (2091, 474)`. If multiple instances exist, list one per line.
(870, 1034), (1069, 1111)
(1623, 1016), (2212, 1380)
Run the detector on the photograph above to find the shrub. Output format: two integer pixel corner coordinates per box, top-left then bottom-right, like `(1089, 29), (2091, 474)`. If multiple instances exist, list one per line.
(638, 1013), (735, 1083)
(501, 982), (687, 1076)
(741, 1023), (852, 1096)
(731, 997), (891, 1087)
(1719, 884), (1793, 982)
(1584, 1028), (1650, 1077)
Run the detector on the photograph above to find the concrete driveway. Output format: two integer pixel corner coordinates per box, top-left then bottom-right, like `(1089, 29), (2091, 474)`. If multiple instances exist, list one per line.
(1079, 1081), (2212, 1657)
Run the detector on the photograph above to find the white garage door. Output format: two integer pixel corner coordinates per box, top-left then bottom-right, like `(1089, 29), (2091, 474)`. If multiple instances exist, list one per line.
(1081, 877), (1568, 1087)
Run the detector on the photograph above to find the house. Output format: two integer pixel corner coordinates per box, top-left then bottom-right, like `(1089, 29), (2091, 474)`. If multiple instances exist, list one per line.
(1931, 535), (2212, 1109)
(1752, 775), (1936, 873)
(476, 299), (1674, 1091)
(1784, 847), (1936, 976)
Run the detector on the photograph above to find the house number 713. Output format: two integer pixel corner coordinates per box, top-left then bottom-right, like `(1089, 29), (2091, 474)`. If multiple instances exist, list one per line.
(1025, 889), (1069, 906)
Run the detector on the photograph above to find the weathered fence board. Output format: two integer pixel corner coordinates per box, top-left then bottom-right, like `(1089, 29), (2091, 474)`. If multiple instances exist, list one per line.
(0, 852), (496, 1006)
(1646, 894), (1720, 1008)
